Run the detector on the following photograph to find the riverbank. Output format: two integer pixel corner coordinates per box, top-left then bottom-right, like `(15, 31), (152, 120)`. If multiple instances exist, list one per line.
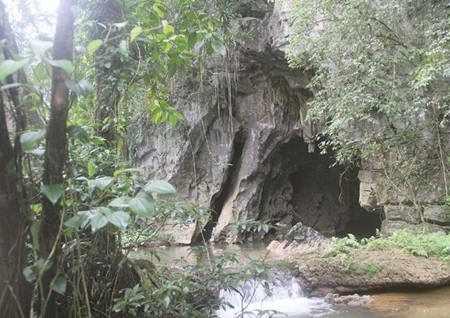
(268, 227), (450, 296)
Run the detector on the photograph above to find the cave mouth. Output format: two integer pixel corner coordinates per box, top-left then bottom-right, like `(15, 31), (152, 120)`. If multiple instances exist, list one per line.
(266, 136), (381, 239)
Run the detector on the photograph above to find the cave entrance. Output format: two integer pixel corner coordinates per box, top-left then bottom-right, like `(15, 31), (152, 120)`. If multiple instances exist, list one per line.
(267, 136), (381, 238)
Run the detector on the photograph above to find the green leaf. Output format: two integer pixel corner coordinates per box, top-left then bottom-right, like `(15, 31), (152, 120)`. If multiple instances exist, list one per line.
(53, 276), (67, 295)
(67, 125), (89, 142)
(99, 206), (114, 216)
(173, 112), (184, 121)
(130, 26), (143, 42)
(20, 129), (46, 150)
(211, 40), (226, 56)
(88, 176), (114, 191)
(164, 24), (175, 36)
(109, 196), (132, 208)
(163, 295), (170, 309)
(119, 40), (128, 56)
(87, 39), (103, 55)
(66, 79), (94, 96)
(113, 168), (144, 177)
(44, 58), (74, 75)
(108, 211), (130, 229)
(168, 115), (176, 126)
(144, 180), (177, 194)
(30, 220), (42, 252)
(153, 2), (165, 18)
(114, 22), (128, 30)
(30, 40), (53, 56)
(37, 258), (53, 272)
(25, 147), (45, 157)
(114, 179), (132, 192)
(30, 203), (42, 214)
(64, 213), (89, 229)
(0, 83), (26, 91)
(41, 184), (64, 205)
(23, 265), (36, 283)
(90, 213), (108, 232)
(193, 39), (205, 52)
(129, 192), (155, 218)
(87, 161), (95, 178)
(0, 59), (29, 81)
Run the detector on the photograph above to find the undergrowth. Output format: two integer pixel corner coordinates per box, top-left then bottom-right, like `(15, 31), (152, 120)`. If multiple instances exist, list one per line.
(325, 229), (450, 260)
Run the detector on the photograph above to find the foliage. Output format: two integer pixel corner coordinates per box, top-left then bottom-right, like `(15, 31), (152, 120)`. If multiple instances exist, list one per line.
(113, 284), (146, 317)
(110, 246), (289, 318)
(325, 229), (450, 260)
(287, 0), (450, 199)
(121, 199), (211, 249)
(231, 219), (272, 243)
(0, 0), (232, 317)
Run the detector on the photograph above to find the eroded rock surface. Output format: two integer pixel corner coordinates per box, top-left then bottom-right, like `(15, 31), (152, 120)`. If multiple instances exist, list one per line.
(325, 293), (372, 308)
(135, 0), (373, 244)
(289, 248), (450, 296)
(134, 0), (450, 244)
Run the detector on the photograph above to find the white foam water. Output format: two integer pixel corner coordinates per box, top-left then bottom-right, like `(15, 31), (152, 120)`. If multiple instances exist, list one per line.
(216, 276), (335, 318)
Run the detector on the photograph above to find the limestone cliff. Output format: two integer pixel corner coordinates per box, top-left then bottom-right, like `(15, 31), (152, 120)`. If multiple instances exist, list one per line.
(133, 0), (377, 244)
(134, 0), (450, 244)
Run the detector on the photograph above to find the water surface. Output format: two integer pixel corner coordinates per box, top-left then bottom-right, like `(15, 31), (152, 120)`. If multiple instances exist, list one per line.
(129, 243), (450, 317)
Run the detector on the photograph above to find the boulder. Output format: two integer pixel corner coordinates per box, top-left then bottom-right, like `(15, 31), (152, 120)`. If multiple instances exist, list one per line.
(285, 222), (328, 244)
(384, 205), (421, 223)
(268, 223), (329, 255)
(424, 205), (450, 225)
(291, 249), (450, 296)
(325, 293), (372, 308)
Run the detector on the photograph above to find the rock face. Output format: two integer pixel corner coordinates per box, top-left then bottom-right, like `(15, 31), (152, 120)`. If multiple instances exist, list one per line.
(135, 0), (377, 244)
(267, 222), (329, 255)
(135, 0), (450, 243)
(291, 249), (450, 296)
(357, 167), (450, 235)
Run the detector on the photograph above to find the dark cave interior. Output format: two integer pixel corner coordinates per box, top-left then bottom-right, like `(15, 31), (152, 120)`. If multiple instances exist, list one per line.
(203, 133), (382, 242)
(274, 136), (382, 238)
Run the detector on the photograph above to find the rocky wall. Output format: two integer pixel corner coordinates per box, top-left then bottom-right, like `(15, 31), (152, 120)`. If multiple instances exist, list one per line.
(134, 0), (382, 243)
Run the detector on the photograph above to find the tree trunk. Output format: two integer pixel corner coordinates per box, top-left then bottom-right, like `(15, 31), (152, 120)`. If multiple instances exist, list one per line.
(0, 1), (32, 316)
(40, 0), (76, 316)
(91, 0), (122, 148)
(0, 98), (30, 318)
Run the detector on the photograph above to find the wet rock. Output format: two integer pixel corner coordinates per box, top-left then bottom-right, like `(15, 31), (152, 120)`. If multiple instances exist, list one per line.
(325, 293), (372, 308)
(291, 249), (450, 296)
(160, 221), (200, 245)
(285, 222), (328, 244)
(267, 223), (330, 255)
(140, 240), (172, 248)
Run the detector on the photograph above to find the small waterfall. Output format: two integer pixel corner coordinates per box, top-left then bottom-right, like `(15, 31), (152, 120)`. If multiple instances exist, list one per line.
(216, 274), (334, 318)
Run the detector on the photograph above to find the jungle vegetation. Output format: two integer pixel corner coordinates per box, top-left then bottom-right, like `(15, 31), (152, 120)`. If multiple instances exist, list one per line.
(2, 0), (450, 317)
(287, 0), (450, 208)
(0, 0), (231, 316)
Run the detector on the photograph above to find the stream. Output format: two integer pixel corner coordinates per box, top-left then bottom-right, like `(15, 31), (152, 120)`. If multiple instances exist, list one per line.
(129, 243), (450, 317)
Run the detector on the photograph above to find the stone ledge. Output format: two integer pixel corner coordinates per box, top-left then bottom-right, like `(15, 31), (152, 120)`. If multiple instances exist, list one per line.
(424, 205), (450, 225)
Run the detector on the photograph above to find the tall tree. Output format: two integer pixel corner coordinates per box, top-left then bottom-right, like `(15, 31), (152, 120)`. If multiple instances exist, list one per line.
(0, 0), (227, 316)
(39, 0), (76, 316)
(90, 0), (123, 147)
(0, 1), (31, 316)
